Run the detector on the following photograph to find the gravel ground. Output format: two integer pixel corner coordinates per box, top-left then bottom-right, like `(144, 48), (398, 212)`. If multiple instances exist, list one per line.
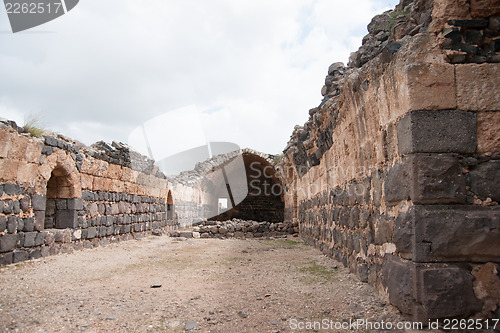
(0, 234), (422, 333)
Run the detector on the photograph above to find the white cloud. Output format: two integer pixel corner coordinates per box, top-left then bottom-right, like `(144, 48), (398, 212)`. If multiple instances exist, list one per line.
(0, 0), (398, 162)
(0, 104), (24, 125)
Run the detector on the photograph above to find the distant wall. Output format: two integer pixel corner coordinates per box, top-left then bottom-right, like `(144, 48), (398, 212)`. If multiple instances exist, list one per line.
(0, 122), (174, 265)
(169, 148), (285, 227)
(279, 0), (500, 322)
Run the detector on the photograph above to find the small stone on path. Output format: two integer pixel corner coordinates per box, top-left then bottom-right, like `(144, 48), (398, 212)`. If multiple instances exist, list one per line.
(185, 321), (199, 331)
(237, 310), (248, 318)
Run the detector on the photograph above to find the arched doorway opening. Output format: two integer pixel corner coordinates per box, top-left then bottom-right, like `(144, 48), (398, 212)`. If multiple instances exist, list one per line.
(45, 166), (80, 229)
(210, 152), (284, 222)
(167, 190), (175, 221)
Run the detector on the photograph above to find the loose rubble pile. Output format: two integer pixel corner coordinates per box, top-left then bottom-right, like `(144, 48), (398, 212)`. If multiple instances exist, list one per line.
(282, 0), (436, 178)
(348, 0), (433, 68)
(169, 219), (298, 239)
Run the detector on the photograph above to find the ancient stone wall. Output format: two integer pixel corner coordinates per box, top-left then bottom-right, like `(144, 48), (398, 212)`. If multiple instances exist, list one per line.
(279, 0), (500, 322)
(0, 120), (173, 265)
(168, 148), (284, 227)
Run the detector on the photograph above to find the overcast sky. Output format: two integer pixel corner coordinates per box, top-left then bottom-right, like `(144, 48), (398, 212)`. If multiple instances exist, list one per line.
(0, 0), (398, 162)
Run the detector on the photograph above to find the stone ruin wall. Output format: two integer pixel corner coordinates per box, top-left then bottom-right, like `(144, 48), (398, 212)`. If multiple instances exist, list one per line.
(1, 0), (499, 323)
(168, 148), (285, 227)
(279, 0), (500, 322)
(0, 121), (175, 265)
(0, 116), (287, 267)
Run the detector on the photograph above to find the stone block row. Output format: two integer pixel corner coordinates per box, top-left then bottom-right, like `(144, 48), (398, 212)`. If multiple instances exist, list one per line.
(0, 227), (168, 266)
(384, 153), (500, 206)
(394, 205), (500, 263)
(81, 190), (163, 204)
(442, 17), (500, 64)
(382, 255), (484, 322)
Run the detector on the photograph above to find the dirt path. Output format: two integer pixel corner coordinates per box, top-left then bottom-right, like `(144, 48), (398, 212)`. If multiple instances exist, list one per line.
(0, 235), (411, 332)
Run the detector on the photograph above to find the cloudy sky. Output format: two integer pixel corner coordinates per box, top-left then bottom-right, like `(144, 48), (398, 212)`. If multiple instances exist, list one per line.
(0, 0), (397, 165)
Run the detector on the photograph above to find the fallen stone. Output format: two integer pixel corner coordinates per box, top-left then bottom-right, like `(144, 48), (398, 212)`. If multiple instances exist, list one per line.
(179, 231), (193, 238)
(237, 310), (248, 318)
(185, 321), (199, 331)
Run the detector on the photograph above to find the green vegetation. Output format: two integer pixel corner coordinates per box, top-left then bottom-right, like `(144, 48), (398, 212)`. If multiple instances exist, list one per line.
(225, 257), (247, 263)
(263, 238), (306, 247)
(272, 153), (284, 164)
(279, 239), (304, 246)
(299, 261), (337, 283)
(388, 7), (412, 28)
(22, 113), (46, 138)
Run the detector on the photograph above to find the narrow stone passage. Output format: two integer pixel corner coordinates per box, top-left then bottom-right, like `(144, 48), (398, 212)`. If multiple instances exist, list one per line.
(0, 234), (413, 333)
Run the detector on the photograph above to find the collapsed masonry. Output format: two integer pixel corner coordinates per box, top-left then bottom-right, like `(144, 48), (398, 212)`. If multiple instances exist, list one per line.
(278, 0), (500, 323)
(0, 0), (499, 324)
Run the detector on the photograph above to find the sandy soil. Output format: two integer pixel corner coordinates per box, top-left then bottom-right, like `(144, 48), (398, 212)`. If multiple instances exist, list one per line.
(0, 234), (414, 333)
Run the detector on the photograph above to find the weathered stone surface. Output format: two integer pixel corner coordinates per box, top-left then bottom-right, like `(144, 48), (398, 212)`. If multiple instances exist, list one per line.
(410, 154), (465, 204)
(382, 256), (415, 316)
(0, 234), (17, 253)
(23, 232), (37, 247)
(7, 216), (17, 233)
(472, 263), (500, 314)
(0, 216), (6, 232)
(456, 63), (500, 111)
(367, 12), (392, 35)
(56, 200), (67, 210)
(404, 63), (457, 111)
(67, 198), (83, 210)
(33, 211), (45, 232)
(179, 231), (193, 238)
(372, 214), (394, 245)
(397, 110), (477, 154)
(432, 0), (470, 20)
(384, 163), (410, 205)
(396, 205), (500, 262)
(468, 160), (500, 202)
(394, 211), (413, 259)
(35, 232), (47, 246)
(2, 200), (13, 214)
(31, 195), (46, 211)
(0, 252), (13, 265)
(87, 227), (97, 239)
(16, 219), (24, 232)
(0, 158), (19, 182)
(469, 0), (500, 18)
(12, 250), (27, 263)
(4, 183), (21, 195)
(55, 210), (78, 229)
(419, 265), (483, 321)
(0, 130), (13, 158)
(383, 255), (483, 321)
(19, 196), (30, 212)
